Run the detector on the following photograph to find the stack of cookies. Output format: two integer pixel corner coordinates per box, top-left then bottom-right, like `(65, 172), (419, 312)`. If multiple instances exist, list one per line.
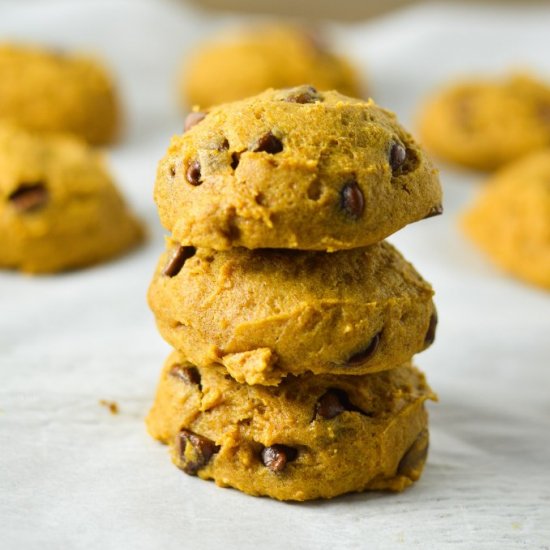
(146, 86), (442, 501)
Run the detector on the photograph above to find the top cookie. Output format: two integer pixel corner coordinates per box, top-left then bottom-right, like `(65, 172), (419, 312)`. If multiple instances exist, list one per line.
(0, 43), (119, 145)
(155, 87), (442, 251)
(418, 73), (550, 170)
(181, 24), (361, 108)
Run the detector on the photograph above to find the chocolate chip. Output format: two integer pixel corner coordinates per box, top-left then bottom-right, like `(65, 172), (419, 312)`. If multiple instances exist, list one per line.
(177, 429), (220, 475)
(285, 85), (321, 104)
(231, 152), (241, 170)
(186, 160), (201, 186)
(389, 142), (407, 173)
(169, 364), (201, 387)
(8, 183), (49, 212)
(423, 310), (438, 349)
(162, 245), (196, 277)
(397, 429), (429, 477)
(316, 389), (346, 419)
(184, 112), (205, 132)
(340, 180), (364, 220)
(315, 388), (370, 419)
(424, 204), (443, 219)
(261, 444), (297, 473)
(169, 165), (176, 177)
(347, 332), (381, 366)
(254, 132), (283, 154)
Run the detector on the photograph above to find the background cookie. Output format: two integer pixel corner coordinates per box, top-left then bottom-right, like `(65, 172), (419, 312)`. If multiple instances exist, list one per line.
(146, 351), (435, 501)
(462, 149), (550, 289)
(181, 23), (361, 108)
(0, 43), (120, 145)
(156, 87), (442, 251)
(418, 73), (550, 170)
(0, 124), (144, 273)
(148, 240), (436, 385)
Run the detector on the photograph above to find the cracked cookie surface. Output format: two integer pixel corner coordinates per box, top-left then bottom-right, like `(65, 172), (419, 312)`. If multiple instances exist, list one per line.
(418, 73), (550, 170)
(148, 240), (436, 385)
(0, 43), (120, 145)
(181, 24), (361, 108)
(146, 351), (435, 501)
(155, 87), (442, 251)
(0, 124), (144, 273)
(462, 149), (550, 289)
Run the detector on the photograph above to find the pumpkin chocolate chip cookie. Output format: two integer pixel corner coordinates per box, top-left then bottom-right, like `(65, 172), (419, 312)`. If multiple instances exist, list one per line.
(148, 240), (436, 385)
(0, 43), (120, 145)
(146, 351), (435, 501)
(462, 149), (550, 289)
(155, 87), (442, 251)
(181, 24), (361, 109)
(418, 73), (550, 170)
(0, 124), (144, 273)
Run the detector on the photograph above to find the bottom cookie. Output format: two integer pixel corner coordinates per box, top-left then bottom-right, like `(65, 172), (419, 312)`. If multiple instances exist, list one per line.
(146, 352), (436, 501)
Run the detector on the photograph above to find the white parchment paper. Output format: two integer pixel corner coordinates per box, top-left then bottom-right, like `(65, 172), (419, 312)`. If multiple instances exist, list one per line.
(1, 1), (549, 548)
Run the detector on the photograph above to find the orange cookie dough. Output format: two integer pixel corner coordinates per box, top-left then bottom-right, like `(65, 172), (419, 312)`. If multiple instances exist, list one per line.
(0, 43), (120, 145)
(146, 351), (435, 501)
(418, 73), (550, 170)
(0, 124), (144, 273)
(148, 240), (436, 385)
(156, 87), (442, 251)
(462, 149), (550, 289)
(181, 24), (361, 108)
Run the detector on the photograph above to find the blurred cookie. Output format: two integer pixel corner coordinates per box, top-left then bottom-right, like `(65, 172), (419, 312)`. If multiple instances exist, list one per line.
(148, 241), (436, 385)
(156, 87), (442, 251)
(462, 150), (550, 289)
(0, 124), (144, 273)
(146, 351), (435, 501)
(0, 43), (120, 145)
(181, 24), (361, 108)
(418, 73), (550, 170)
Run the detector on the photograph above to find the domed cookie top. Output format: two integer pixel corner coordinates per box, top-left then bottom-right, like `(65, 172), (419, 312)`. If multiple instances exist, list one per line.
(418, 73), (550, 170)
(0, 43), (120, 145)
(148, 240), (437, 385)
(181, 24), (361, 108)
(146, 351), (435, 501)
(155, 87), (442, 251)
(462, 149), (550, 289)
(0, 124), (143, 273)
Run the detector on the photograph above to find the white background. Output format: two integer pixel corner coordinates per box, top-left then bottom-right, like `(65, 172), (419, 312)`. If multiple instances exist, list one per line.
(0, 1), (549, 549)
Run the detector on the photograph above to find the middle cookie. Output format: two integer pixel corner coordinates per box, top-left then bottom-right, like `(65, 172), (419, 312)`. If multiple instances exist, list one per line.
(148, 240), (436, 385)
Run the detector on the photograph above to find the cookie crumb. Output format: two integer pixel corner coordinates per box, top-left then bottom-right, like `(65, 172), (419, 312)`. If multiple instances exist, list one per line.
(99, 399), (119, 414)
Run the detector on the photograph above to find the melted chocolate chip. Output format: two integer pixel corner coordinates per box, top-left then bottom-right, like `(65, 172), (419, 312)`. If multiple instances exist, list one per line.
(186, 160), (202, 186)
(315, 388), (370, 419)
(184, 112), (206, 132)
(8, 183), (49, 212)
(254, 132), (283, 154)
(162, 245), (196, 277)
(285, 85), (321, 104)
(170, 364), (201, 386)
(423, 310), (438, 349)
(389, 142), (407, 173)
(177, 429), (220, 475)
(424, 204), (444, 219)
(347, 332), (381, 366)
(261, 444), (297, 473)
(316, 389), (346, 419)
(340, 180), (364, 220)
